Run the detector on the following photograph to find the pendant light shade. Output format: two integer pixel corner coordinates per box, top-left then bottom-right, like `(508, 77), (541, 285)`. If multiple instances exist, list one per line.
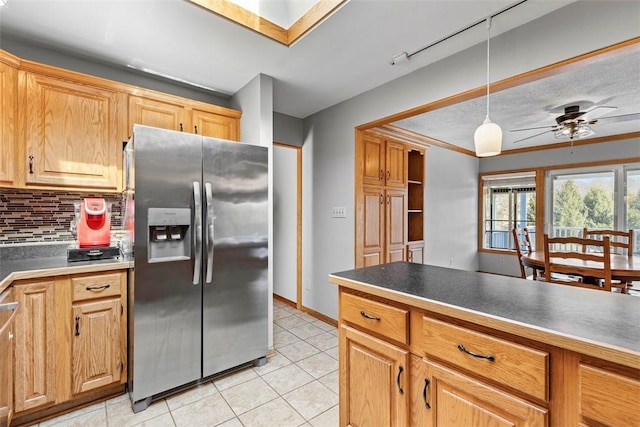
(474, 17), (502, 157)
(474, 117), (502, 157)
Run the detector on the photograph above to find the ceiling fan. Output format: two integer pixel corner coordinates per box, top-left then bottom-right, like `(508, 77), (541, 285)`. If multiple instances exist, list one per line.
(509, 105), (640, 143)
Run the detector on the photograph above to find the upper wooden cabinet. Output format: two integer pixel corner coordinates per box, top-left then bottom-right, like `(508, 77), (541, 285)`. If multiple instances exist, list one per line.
(0, 49), (241, 192)
(0, 54), (18, 186)
(129, 91), (240, 141)
(362, 133), (407, 188)
(22, 71), (124, 190)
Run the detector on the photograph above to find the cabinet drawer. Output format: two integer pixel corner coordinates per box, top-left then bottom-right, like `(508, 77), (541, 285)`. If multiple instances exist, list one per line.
(72, 273), (122, 302)
(341, 292), (408, 345)
(579, 364), (640, 426)
(422, 317), (548, 401)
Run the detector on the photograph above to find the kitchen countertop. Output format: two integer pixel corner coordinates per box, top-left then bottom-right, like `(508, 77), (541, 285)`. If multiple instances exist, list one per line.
(0, 255), (133, 294)
(329, 262), (640, 369)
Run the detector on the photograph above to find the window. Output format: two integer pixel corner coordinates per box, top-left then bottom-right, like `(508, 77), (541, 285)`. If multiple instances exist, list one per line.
(546, 163), (640, 255)
(482, 172), (536, 251)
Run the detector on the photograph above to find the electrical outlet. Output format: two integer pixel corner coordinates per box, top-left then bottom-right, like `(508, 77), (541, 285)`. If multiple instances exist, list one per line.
(499, 255), (505, 262)
(449, 259), (453, 267)
(305, 279), (311, 290)
(332, 207), (346, 218)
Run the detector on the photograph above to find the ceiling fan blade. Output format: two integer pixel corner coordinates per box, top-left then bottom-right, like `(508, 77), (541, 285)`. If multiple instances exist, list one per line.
(512, 129), (553, 143)
(582, 105), (618, 120)
(595, 112), (640, 123)
(510, 125), (558, 132)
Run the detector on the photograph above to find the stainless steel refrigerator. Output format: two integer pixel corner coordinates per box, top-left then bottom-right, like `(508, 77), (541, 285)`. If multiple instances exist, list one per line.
(125, 125), (268, 412)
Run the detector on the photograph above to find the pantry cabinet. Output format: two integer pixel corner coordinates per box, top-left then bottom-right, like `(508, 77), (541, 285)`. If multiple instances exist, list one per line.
(0, 55), (18, 186)
(21, 71), (125, 190)
(356, 130), (424, 268)
(11, 270), (127, 420)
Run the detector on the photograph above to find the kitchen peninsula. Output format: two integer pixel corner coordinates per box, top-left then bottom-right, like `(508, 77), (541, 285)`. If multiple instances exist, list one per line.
(329, 262), (640, 426)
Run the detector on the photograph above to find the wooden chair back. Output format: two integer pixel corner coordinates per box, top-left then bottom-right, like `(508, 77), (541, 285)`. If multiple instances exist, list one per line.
(583, 228), (633, 256)
(512, 228), (534, 279)
(543, 234), (612, 291)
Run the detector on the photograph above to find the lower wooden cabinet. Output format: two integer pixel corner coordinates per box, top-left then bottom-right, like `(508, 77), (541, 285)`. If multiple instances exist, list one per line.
(421, 360), (547, 426)
(339, 325), (408, 427)
(13, 279), (56, 413)
(11, 270), (127, 418)
(407, 242), (424, 264)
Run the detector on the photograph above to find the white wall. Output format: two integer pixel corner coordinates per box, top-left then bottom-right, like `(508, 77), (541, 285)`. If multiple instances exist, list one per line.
(274, 112), (304, 147)
(301, 1), (640, 320)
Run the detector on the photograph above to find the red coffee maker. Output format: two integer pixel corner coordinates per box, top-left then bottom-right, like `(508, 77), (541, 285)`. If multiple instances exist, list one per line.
(76, 198), (111, 248)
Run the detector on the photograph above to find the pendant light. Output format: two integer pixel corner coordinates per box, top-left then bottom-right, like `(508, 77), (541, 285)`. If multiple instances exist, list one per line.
(474, 17), (502, 157)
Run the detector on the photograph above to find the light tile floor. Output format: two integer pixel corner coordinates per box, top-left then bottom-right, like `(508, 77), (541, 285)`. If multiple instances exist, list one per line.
(33, 299), (339, 427)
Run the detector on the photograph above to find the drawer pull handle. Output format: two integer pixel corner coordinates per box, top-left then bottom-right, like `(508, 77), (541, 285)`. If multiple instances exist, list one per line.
(75, 316), (80, 336)
(396, 366), (404, 394)
(86, 284), (110, 291)
(360, 310), (380, 321)
(423, 379), (431, 409)
(457, 344), (495, 361)
(379, 169), (384, 180)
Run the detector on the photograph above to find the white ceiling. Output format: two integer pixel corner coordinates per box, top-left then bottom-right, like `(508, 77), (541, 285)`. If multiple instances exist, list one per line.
(391, 46), (640, 151)
(0, 0), (576, 119)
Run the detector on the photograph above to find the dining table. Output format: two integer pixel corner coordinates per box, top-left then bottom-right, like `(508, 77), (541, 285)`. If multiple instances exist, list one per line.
(520, 251), (640, 283)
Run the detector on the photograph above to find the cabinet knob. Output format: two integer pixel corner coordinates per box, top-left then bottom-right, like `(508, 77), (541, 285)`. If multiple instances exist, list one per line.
(194, 125), (198, 134)
(75, 316), (80, 336)
(396, 366), (404, 395)
(29, 155), (34, 174)
(179, 123), (184, 132)
(457, 344), (495, 361)
(379, 169), (384, 180)
(423, 379), (431, 409)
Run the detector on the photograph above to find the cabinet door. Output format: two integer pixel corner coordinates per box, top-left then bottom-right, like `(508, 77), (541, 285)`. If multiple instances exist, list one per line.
(340, 325), (408, 427)
(362, 134), (385, 186)
(192, 108), (239, 141)
(386, 189), (407, 263)
(407, 243), (424, 264)
(72, 299), (123, 395)
(13, 280), (56, 412)
(361, 187), (385, 267)
(385, 141), (407, 188)
(0, 61), (16, 186)
(23, 72), (120, 189)
(129, 95), (187, 133)
(422, 361), (548, 427)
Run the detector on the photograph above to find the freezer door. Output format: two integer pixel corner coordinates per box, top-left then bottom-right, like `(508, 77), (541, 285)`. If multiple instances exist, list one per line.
(131, 125), (203, 403)
(202, 138), (268, 378)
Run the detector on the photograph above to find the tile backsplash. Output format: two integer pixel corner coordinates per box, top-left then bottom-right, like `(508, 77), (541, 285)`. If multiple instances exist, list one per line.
(0, 189), (122, 244)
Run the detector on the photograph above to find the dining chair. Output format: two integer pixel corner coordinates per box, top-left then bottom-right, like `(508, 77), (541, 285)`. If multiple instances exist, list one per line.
(582, 228), (634, 256)
(543, 234), (612, 292)
(512, 228), (538, 280)
(583, 228), (633, 293)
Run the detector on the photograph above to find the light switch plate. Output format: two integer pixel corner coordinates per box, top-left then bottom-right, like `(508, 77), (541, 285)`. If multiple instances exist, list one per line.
(332, 207), (346, 218)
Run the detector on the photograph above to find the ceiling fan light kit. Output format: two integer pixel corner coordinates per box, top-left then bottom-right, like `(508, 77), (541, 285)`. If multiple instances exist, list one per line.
(474, 16), (502, 158)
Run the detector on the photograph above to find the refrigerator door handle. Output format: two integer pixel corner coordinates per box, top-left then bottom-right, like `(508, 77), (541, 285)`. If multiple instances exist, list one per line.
(205, 182), (214, 284)
(193, 181), (202, 285)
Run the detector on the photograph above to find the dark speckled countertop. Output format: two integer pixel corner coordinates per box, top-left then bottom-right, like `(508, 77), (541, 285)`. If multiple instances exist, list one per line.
(0, 254), (132, 293)
(329, 262), (640, 368)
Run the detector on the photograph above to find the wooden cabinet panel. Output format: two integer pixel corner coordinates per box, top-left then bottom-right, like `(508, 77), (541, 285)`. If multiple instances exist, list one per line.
(423, 361), (548, 427)
(362, 187), (384, 267)
(340, 325), (408, 427)
(386, 189), (407, 263)
(72, 299), (123, 395)
(129, 95), (186, 133)
(13, 280), (56, 412)
(341, 292), (409, 345)
(23, 72), (120, 189)
(362, 134), (385, 186)
(385, 141), (407, 188)
(579, 364), (640, 426)
(192, 108), (239, 141)
(407, 242), (424, 264)
(422, 317), (549, 401)
(0, 60), (17, 186)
